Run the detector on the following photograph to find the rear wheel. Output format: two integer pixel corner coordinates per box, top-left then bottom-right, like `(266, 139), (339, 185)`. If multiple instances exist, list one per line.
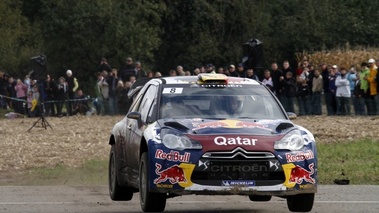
(287, 193), (314, 212)
(139, 152), (166, 212)
(108, 145), (133, 201)
(249, 195), (272, 202)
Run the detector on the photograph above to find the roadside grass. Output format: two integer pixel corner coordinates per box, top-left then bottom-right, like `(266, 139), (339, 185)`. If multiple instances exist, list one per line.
(317, 139), (379, 184)
(10, 158), (108, 186)
(3, 139), (378, 186)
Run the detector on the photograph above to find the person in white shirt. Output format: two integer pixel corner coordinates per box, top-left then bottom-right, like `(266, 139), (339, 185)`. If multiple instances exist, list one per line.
(335, 67), (351, 115)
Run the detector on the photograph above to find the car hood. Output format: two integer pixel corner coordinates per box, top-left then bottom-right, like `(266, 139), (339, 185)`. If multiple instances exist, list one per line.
(157, 118), (295, 135)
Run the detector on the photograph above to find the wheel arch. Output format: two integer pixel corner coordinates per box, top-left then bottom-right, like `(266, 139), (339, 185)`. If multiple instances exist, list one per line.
(140, 136), (148, 158)
(109, 134), (115, 145)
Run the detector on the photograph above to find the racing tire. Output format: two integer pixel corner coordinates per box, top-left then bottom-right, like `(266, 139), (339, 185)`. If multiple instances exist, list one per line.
(286, 193), (314, 212)
(249, 195), (272, 202)
(139, 152), (166, 212)
(108, 145), (133, 201)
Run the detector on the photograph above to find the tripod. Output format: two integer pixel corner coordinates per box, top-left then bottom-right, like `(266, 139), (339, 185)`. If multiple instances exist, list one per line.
(27, 114), (53, 132)
(27, 101), (53, 132)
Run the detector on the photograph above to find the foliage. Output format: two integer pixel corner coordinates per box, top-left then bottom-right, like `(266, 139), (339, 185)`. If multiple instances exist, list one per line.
(2, 0), (379, 82)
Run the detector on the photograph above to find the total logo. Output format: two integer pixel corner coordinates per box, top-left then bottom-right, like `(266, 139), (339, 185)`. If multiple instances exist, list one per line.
(155, 149), (190, 163)
(214, 136), (257, 146)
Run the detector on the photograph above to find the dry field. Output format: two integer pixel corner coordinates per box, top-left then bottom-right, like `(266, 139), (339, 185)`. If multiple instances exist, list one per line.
(0, 115), (378, 179)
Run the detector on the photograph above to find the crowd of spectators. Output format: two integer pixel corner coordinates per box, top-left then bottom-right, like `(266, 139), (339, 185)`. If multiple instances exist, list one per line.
(1, 56), (379, 117)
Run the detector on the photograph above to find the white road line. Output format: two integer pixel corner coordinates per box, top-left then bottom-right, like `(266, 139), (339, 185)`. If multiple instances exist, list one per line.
(0, 202), (76, 205)
(0, 200), (378, 205)
(315, 201), (379, 204)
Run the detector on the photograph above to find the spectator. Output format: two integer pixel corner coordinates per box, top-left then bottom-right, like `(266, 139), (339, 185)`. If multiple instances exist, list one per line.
(296, 77), (311, 116)
(26, 90), (33, 117)
(106, 69), (118, 115)
(280, 72), (296, 112)
(206, 64), (215, 73)
(246, 68), (259, 81)
(56, 77), (68, 117)
(129, 76), (136, 84)
(135, 61), (147, 79)
(193, 68), (200, 76)
(95, 72), (104, 115)
(296, 60), (309, 76)
(99, 71), (109, 114)
(7, 76), (16, 110)
(43, 74), (57, 116)
(366, 58), (378, 115)
(328, 68), (338, 115)
(120, 57), (135, 82)
(30, 85), (40, 117)
(228, 64), (236, 76)
(117, 81), (132, 115)
(99, 57), (112, 72)
(147, 71), (154, 78)
(234, 63), (246, 77)
(347, 65), (358, 115)
(155, 72), (162, 77)
(271, 62), (284, 99)
(262, 69), (274, 92)
(359, 62), (370, 115)
(14, 79), (28, 114)
(311, 70), (323, 115)
(0, 72), (7, 109)
(283, 60), (295, 78)
(72, 90), (90, 115)
(322, 64), (334, 115)
(185, 71), (191, 76)
(353, 72), (366, 115)
(217, 67), (225, 75)
(335, 67), (351, 115)
(176, 65), (185, 76)
(66, 70), (79, 116)
(169, 70), (177, 76)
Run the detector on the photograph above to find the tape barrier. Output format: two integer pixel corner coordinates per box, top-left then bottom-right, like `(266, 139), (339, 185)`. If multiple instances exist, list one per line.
(0, 94), (95, 104)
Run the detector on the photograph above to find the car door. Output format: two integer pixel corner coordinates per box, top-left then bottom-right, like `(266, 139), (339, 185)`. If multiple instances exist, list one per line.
(128, 84), (159, 171)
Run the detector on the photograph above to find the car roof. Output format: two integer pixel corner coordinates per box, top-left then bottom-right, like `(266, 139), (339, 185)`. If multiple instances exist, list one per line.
(159, 74), (260, 85)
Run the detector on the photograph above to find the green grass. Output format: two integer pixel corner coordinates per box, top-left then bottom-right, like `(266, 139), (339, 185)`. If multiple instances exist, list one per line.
(317, 139), (379, 184)
(11, 158), (108, 186)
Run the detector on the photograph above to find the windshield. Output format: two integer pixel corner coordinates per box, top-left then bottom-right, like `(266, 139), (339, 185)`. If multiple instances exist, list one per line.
(159, 84), (286, 120)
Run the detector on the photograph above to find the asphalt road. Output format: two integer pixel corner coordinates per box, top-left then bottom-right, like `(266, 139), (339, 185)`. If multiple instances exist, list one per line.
(0, 185), (378, 213)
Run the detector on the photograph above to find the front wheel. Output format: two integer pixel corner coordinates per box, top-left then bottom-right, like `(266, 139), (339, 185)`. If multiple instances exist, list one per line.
(108, 145), (133, 201)
(287, 193), (314, 212)
(139, 152), (166, 212)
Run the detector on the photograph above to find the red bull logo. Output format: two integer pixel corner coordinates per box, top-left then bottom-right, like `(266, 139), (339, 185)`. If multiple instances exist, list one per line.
(192, 120), (269, 131)
(154, 163), (187, 184)
(235, 121), (265, 128)
(155, 149), (190, 163)
(286, 150), (314, 163)
(193, 121), (229, 130)
(289, 163), (315, 184)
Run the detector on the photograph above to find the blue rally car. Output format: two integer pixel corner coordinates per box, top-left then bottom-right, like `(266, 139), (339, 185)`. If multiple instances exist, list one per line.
(108, 74), (317, 212)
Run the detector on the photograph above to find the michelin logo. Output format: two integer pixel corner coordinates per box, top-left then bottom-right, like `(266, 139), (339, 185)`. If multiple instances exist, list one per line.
(222, 180), (255, 186)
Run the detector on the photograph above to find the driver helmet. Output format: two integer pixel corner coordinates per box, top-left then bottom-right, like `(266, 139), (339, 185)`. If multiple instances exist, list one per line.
(225, 95), (244, 114)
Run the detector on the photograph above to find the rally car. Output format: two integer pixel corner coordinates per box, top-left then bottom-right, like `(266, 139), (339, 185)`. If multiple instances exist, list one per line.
(108, 74), (317, 212)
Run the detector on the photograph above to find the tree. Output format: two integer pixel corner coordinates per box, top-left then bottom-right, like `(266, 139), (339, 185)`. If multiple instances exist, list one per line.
(0, 0), (41, 76)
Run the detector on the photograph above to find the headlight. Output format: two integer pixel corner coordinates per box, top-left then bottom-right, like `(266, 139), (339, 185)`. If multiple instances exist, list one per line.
(274, 130), (304, 151)
(160, 128), (202, 150)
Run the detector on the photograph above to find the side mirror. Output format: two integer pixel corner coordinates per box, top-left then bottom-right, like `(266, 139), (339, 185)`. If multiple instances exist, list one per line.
(127, 111), (142, 126)
(287, 112), (297, 120)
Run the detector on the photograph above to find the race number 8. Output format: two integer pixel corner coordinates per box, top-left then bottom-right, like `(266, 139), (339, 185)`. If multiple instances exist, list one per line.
(163, 88), (183, 94)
